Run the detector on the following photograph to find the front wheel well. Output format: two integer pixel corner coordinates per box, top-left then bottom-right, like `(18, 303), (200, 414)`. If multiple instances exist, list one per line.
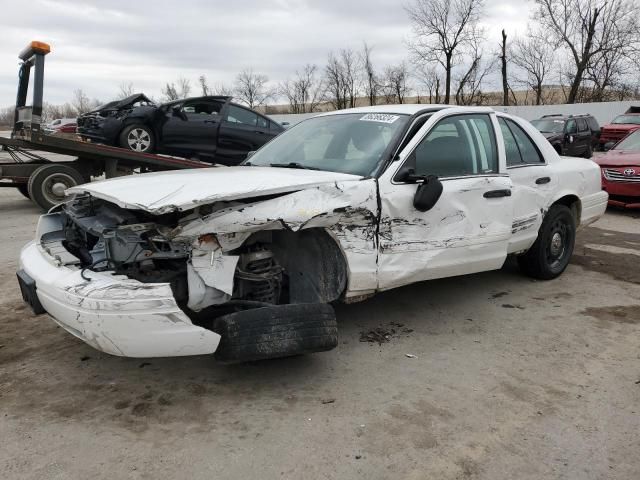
(551, 195), (581, 225)
(236, 228), (349, 305)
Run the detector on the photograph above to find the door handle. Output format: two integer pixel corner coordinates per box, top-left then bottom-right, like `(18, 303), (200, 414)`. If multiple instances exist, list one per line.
(204, 120), (218, 124)
(535, 177), (551, 185)
(253, 130), (265, 134)
(483, 189), (512, 198)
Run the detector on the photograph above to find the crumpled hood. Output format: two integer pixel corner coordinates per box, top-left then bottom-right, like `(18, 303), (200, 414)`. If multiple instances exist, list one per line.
(67, 166), (363, 214)
(87, 93), (154, 114)
(594, 149), (640, 167)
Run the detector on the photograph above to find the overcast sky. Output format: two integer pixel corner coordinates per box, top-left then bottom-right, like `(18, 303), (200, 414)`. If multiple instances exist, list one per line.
(0, 0), (532, 106)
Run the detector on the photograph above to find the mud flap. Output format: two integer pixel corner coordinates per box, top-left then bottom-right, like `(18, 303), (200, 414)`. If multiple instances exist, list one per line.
(213, 303), (338, 364)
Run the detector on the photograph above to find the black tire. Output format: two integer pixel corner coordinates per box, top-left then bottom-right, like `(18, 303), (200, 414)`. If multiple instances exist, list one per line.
(16, 184), (30, 199)
(518, 204), (576, 280)
(213, 303), (338, 364)
(27, 164), (86, 211)
(583, 143), (593, 159)
(119, 124), (155, 153)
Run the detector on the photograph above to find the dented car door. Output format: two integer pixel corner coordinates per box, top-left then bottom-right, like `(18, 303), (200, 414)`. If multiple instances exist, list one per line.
(377, 111), (514, 290)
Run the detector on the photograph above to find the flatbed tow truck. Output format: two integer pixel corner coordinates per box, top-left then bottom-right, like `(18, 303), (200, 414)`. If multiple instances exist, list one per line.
(0, 41), (210, 210)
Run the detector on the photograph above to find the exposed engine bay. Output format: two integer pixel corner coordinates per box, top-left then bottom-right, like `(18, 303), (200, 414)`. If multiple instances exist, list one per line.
(54, 194), (345, 320)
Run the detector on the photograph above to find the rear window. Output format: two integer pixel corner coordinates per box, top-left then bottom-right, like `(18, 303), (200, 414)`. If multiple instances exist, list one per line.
(612, 115), (640, 125)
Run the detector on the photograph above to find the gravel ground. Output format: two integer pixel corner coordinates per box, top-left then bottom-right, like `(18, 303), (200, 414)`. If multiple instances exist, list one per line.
(0, 187), (639, 480)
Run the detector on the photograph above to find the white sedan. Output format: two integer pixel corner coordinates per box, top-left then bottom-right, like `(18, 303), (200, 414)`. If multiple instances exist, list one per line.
(18, 105), (608, 362)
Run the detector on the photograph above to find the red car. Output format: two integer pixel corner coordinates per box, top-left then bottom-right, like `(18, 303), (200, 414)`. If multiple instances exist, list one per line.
(595, 129), (640, 208)
(599, 113), (640, 149)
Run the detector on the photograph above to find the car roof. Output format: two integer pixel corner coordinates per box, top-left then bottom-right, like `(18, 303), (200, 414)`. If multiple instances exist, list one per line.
(315, 104), (495, 117)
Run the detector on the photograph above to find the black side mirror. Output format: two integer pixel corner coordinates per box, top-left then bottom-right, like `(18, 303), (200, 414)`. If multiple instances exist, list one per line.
(413, 175), (443, 212)
(172, 106), (187, 120)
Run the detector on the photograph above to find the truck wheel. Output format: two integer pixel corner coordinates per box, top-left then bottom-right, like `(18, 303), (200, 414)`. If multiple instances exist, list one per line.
(213, 303), (338, 364)
(518, 204), (576, 280)
(583, 143), (593, 159)
(27, 164), (86, 211)
(119, 124), (155, 153)
(17, 184), (30, 199)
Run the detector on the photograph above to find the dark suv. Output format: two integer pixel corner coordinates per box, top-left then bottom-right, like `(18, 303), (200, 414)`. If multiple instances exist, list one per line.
(530, 114), (600, 158)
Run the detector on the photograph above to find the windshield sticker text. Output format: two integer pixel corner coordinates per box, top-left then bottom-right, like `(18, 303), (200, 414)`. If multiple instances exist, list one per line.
(359, 113), (400, 124)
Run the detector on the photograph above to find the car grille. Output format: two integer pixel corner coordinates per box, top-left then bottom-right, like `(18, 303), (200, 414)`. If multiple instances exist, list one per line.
(603, 168), (640, 182)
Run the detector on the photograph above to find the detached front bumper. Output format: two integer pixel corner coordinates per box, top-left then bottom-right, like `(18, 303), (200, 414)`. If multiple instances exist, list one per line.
(18, 241), (220, 357)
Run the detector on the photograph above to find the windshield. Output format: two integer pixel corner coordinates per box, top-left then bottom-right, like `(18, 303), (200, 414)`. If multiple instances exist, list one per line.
(245, 113), (410, 176)
(614, 130), (640, 151)
(612, 115), (640, 125)
(531, 119), (565, 133)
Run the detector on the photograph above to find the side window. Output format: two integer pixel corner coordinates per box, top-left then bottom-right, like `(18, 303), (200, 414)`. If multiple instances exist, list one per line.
(257, 115), (269, 129)
(498, 117), (544, 166)
(226, 105), (258, 126)
(498, 118), (523, 167)
(577, 118), (588, 132)
(565, 119), (577, 134)
(412, 114), (497, 178)
(181, 101), (222, 117)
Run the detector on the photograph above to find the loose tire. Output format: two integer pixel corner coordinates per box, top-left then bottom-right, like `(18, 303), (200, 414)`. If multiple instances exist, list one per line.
(27, 164), (86, 211)
(16, 184), (30, 199)
(518, 204), (576, 280)
(119, 124), (155, 153)
(214, 303), (338, 364)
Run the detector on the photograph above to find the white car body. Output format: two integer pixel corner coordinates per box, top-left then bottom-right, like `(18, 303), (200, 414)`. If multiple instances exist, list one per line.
(19, 105), (608, 358)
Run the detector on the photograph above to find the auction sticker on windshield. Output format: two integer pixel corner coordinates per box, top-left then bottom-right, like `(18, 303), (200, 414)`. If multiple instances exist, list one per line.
(359, 113), (400, 124)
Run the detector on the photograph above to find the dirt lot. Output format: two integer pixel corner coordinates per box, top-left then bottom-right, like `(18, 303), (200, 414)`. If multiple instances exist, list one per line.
(0, 188), (639, 480)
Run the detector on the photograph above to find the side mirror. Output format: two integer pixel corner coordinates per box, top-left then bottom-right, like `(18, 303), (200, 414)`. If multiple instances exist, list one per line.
(172, 106), (186, 120)
(413, 175), (443, 212)
(604, 141), (615, 151)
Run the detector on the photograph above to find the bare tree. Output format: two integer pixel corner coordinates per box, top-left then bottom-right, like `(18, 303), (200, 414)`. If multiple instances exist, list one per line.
(361, 42), (379, 106)
(280, 64), (325, 113)
(199, 75), (210, 96)
(162, 83), (179, 101)
(382, 63), (411, 104)
(177, 77), (191, 98)
(454, 37), (493, 105)
(117, 82), (135, 99)
(511, 31), (555, 105)
(406, 0), (484, 104)
(72, 89), (91, 114)
(324, 49), (360, 110)
(500, 30), (509, 106)
(212, 82), (234, 96)
(234, 69), (273, 109)
(415, 64), (442, 103)
(535, 0), (640, 103)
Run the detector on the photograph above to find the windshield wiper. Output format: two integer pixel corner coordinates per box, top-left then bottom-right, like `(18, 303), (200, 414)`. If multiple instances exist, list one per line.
(270, 162), (322, 171)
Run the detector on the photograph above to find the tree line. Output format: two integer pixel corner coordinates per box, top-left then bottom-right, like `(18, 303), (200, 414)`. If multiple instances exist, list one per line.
(1, 0), (638, 125)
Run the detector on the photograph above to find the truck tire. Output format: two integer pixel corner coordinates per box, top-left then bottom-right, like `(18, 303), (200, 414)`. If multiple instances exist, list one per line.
(213, 303), (338, 364)
(119, 124), (155, 153)
(517, 204), (576, 280)
(583, 143), (593, 158)
(27, 164), (86, 211)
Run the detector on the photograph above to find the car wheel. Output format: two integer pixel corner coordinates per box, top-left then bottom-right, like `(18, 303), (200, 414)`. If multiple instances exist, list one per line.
(518, 204), (576, 280)
(583, 143), (593, 158)
(27, 164), (86, 211)
(16, 184), (31, 199)
(119, 124), (155, 153)
(213, 303), (338, 364)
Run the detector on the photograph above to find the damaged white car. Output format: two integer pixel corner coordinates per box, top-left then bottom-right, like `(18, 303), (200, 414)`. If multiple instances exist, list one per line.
(17, 105), (608, 362)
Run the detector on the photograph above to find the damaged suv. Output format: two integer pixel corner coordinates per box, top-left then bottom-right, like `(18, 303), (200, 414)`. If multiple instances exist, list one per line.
(18, 105), (608, 363)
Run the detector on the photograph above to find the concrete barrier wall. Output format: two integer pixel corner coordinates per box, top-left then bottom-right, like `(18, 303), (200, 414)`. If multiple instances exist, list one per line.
(269, 101), (639, 127)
